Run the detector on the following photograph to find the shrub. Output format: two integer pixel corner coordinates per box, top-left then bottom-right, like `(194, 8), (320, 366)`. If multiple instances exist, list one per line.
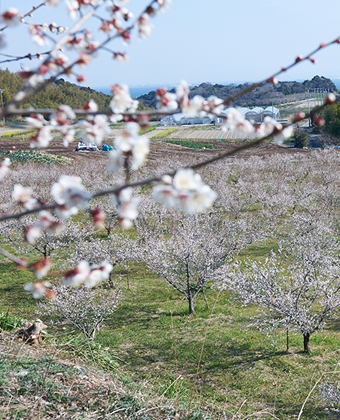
(294, 130), (310, 148)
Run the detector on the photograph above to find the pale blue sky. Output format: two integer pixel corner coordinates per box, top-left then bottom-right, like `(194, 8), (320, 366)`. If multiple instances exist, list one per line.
(0, 0), (340, 88)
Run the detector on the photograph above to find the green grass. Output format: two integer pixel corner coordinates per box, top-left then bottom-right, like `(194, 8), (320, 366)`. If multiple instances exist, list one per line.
(152, 128), (177, 139)
(140, 126), (157, 135)
(164, 140), (221, 149)
(0, 150), (73, 164)
(0, 239), (339, 418)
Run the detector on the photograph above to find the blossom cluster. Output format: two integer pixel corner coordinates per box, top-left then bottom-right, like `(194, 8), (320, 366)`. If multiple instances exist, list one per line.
(153, 168), (217, 213)
(64, 260), (113, 287)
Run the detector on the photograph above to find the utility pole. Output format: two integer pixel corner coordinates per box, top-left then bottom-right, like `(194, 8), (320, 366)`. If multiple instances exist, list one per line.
(0, 88), (5, 123)
(306, 89), (310, 127)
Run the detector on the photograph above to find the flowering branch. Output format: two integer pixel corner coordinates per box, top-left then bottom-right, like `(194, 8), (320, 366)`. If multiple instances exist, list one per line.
(0, 2), (46, 32)
(0, 50), (51, 64)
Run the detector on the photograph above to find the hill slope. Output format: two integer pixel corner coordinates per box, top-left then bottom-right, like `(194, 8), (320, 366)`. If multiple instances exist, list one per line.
(138, 75), (337, 108)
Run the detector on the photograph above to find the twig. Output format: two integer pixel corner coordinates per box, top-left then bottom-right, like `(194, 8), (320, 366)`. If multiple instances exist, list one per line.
(232, 398), (247, 420)
(297, 370), (340, 420)
(0, 247), (27, 267)
(0, 2), (46, 33)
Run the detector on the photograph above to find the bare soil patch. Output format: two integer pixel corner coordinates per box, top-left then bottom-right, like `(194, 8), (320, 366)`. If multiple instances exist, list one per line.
(0, 134), (309, 167)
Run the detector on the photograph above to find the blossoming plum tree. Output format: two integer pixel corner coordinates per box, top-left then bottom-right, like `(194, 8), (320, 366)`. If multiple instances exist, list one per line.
(134, 198), (251, 314)
(220, 222), (340, 353)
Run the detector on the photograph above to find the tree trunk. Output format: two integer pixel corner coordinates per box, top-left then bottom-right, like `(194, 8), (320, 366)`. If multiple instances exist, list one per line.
(188, 294), (195, 315)
(127, 260), (130, 290)
(286, 328), (289, 352)
(303, 333), (310, 353)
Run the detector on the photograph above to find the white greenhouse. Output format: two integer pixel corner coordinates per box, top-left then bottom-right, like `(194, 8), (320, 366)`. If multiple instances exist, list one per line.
(160, 113), (222, 126)
(263, 106), (280, 120)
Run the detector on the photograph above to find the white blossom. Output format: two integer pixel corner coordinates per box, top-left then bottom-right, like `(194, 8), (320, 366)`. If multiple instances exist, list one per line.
(110, 84), (138, 114)
(0, 158), (11, 181)
(131, 136), (150, 170)
(24, 281), (52, 298)
(107, 149), (124, 173)
(0, 8), (21, 27)
(136, 14), (153, 39)
(51, 175), (92, 214)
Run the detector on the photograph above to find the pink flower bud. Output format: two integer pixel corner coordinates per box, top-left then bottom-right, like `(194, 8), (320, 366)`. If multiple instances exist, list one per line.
(312, 115), (325, 126)
(295, 55), (303, 63)
(77, 75), (85, 83)
(325, 93), (336, 105)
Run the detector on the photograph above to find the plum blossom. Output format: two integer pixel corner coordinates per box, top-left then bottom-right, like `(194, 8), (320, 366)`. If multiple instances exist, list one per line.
(25, 113), (45, 129)
(39, 211), (64, 234)
(118, 198), (140, 229)
(50, 105), (76, 127)
(80, 115), (111, 146)
(273, 125), (294, 144)
(256, 116), (293, 143)
(174, 169), (202, 191)
(60, 127), (76, 147)
(156, 88), (178, 112)
(24, 280), (53, 299)
(0, 158), (10, 181)
(29, 25), (49, 47)
(153, 168), (217, 213)
(25, 224), (42, 244)
(63, 260), (113, 287)
(51, 175), (92, 215)
(64, 260), (90, 286)
(66, 0), (79, 19)
(113, 52), (129, 63)
(90, 207), (106, 228)
(131, 136), (150, 170)
(176, 80), (190, 103)
(110, 84), (138, 114)
(107, 149), (124, 173)
(12, 184), (38, 210)
(83, 99), (98, 112)
(178, 185), (218, 213)
(157, 0), (172, 12)
(205, 96), (224, 116)
(114, 121), (139, 152)
(112, 122), (150, 170)
(0, 8), (21, 27)
(24, 211), (64, 244)
(30, 126), (53, 148)
(46, 0), (60, 6)
(233, 120), (255, 137)
(136, 14), (153, 39)
(83, 261), (113, 288)
(32, 257), (52, 279)
(183, 96), (205, 118)
(222, 108), (245, 131)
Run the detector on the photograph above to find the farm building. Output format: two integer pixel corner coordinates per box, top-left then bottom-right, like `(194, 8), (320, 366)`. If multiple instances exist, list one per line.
(160, 113), (222, 126)
(160, 106), (280, 126)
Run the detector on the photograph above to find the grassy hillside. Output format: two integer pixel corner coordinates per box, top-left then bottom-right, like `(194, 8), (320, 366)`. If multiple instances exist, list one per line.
(0, 68), (112, 110)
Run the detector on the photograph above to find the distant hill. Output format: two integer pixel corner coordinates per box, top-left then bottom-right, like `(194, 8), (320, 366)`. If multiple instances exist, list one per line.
(0, 69), (112, 111)
(137, 76), (337, 108)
